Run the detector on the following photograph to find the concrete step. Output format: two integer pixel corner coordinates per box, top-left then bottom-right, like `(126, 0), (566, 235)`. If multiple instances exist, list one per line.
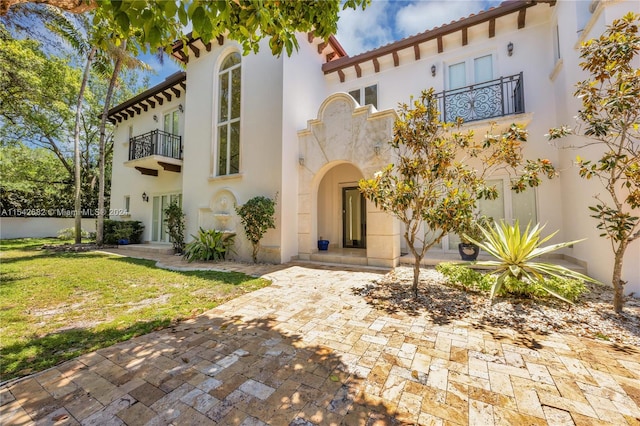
(309, 251), (368, 267)
(116, 244), (175, 256)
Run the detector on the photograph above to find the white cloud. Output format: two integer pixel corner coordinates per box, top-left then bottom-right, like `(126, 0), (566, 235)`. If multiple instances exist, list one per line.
(395, 0), (501, 37)
(337, 1), (502, 56)
(337, 1), (396, 56)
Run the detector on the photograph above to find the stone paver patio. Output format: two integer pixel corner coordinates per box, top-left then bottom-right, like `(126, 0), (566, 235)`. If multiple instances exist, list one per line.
(1, 257), (640, 425)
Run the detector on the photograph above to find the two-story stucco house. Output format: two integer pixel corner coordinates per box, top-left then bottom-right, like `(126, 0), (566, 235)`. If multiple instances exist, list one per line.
(108, 0), (640, 295)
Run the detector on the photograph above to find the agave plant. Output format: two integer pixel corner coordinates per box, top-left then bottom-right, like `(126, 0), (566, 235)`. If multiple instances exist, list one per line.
(464, 220), (600, 303)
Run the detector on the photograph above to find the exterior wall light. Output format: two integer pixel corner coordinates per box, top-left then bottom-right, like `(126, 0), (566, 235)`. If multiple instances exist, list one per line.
(431, 64), (436, 77)
(178, 104), (184, 113)
(153, 114), (158, 122)
(142, 192), (149, 202)
(507, 42), (514, 57)
(298, 156), (305, 166)
(374, 142), (383, 156)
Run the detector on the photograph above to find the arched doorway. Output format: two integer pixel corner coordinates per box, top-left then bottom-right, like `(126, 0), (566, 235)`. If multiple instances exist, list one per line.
(317, 163), (365, 249)
(296, 93), (401, 267)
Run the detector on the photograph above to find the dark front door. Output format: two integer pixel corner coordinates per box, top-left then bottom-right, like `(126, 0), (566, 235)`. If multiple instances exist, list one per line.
(342, 187), (366, 248)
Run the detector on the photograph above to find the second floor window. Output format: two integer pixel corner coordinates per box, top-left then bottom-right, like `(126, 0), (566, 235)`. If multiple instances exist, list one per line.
(448, 54), (493, 90)
(349, 84), (378, 109)
(164, 110), (179, 136)
(217, 52), (241, 176)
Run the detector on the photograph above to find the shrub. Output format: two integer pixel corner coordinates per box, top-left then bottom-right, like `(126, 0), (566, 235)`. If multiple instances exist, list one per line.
(103, 220), (144, 244)
(164, 201), (185, 253)
(183, 228), (236, 263)
(57, 227), (89, 240)
(437, 262), (588, 302)
(468, 220), (598, 303)
(236, 195), (277, 263)
(436, 262), (493, 292)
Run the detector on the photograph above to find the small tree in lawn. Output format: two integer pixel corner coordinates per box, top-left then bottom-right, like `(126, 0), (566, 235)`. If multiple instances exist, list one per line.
(548, 12), (640, 313)
(236, 195), (277, 263)
(164, 201), (185, 254)
(360, 89), (556, 297)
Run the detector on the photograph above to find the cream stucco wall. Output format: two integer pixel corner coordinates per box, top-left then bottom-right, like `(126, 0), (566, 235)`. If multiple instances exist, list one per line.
(180, 39), (284, 263)
(109, 91), (185, 242)
(550, 0), (640, 294)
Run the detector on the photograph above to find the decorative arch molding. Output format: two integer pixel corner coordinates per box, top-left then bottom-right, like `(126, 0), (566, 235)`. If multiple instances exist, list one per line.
(297, 93), (400, 266)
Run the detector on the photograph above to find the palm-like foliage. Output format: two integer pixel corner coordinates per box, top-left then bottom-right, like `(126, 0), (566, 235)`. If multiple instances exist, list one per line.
(183, 228), (236, 263)
(465, 220), (600, 303)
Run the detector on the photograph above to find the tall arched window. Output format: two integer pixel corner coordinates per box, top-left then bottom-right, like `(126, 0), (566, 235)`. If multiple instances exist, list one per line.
(217, 52), (241, 176)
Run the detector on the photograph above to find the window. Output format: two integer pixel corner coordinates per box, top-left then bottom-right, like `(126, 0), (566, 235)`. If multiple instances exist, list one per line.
(164, 110), (179, 136)
(552, 24), (561, 62)
(124, 196), (130, 213)
(128, 125), (133, 140)
(448, 54), (493, 90)
(349, 84), (378, 108)
(217, 52), (241, 176)
(478, 178), (538, 225)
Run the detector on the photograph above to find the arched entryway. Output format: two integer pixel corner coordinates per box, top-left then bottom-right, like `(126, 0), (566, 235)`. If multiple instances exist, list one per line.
(317, 163), (366, 250)
(297, 93), (401, 267)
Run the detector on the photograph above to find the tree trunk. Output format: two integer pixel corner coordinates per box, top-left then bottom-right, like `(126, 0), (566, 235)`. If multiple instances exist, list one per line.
(252, 243), (258, 263)
(96, 45), (124, 245)
(612, 241), (627, 313)
(412, 256), (420, 297)
(73, 47), (96, 244)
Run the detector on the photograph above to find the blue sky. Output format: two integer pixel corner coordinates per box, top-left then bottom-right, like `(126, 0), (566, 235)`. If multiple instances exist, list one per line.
(146, 0), (502, 86)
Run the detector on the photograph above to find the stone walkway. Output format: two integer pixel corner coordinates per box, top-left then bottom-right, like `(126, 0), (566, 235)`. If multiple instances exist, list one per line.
(1, 255), (640, 425)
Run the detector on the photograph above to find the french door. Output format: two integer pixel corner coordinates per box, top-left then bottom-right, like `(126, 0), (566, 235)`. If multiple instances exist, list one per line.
(342, 187), (366, 249)
(151, 193), (182, 242)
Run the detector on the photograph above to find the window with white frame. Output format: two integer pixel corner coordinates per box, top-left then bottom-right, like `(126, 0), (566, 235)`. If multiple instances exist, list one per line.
(217, 52), (241, 176)
(124, 195), (130, 213)
(163, 109), (180, 136)
(448, 177), (537, 247)
(349, 84), (378, 108)
(447, 54), (494, 90)
(479, 178), (538, 226)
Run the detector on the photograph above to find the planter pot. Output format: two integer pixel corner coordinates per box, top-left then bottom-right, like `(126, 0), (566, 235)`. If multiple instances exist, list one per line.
(317, 240), (330, 251)
(118, 238), (129, 245)
(458, 243), (479, 261)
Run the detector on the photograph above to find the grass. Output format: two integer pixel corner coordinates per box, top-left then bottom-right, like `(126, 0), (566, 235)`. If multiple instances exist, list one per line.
(0, 238), (270, 381)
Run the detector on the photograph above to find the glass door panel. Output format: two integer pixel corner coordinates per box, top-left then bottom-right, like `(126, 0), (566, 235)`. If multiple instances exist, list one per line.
(343, 187), (366, 248)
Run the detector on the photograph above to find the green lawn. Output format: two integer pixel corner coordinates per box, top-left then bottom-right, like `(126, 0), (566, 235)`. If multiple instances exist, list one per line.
(0, 238), (270, 381)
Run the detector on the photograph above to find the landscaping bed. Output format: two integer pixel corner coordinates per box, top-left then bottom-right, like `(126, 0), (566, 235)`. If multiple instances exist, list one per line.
(357, 266), (640, 347)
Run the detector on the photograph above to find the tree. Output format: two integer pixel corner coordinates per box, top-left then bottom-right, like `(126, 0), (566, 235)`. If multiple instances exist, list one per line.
(0, 143), (72, 212)
(360, 89), (557, 296)
(236, 196), (277, 263)
(548, 12), (640, 313)
(164, 201), (185, 254)
(0, 22), (144, 219)
(95, 40), (148, 245)
(1, 0), (369, 55)
(46, 10), (98, 243)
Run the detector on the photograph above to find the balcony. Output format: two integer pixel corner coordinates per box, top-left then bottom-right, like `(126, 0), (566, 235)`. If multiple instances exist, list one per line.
(125, 129), (183, 176)
(435, 72), (524, 125)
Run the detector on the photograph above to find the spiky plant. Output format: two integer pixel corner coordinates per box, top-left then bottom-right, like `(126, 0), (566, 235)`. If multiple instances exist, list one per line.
(466, 220), (600, 303)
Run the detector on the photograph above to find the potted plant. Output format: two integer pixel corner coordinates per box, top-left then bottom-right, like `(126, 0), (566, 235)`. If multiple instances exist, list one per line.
(457, 215), (492, 261)
(115, 225), (133, 245)
(317, 236), (330, 251)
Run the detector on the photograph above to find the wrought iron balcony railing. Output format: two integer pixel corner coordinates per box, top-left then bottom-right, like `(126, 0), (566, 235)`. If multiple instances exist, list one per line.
(128, 129), (182, 161)
(435, 72), (524, 124)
